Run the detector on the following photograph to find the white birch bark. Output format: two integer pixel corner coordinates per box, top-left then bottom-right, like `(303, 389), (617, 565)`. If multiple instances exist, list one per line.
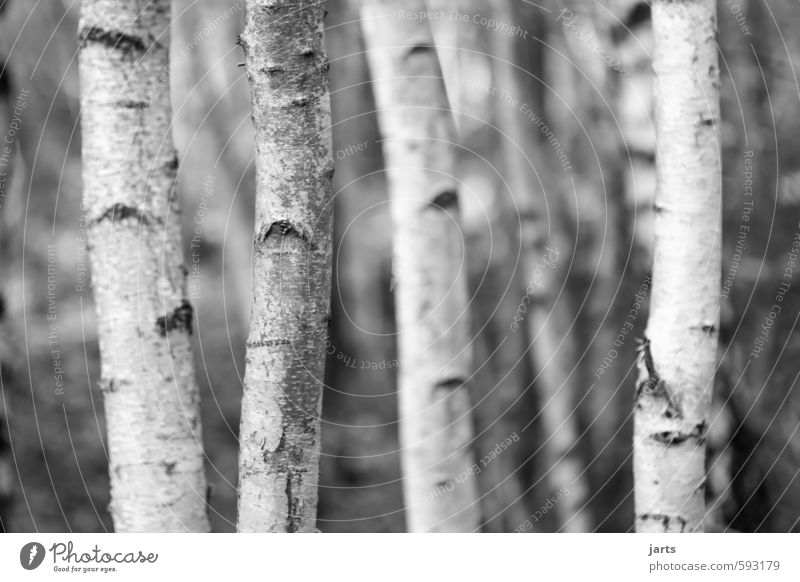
(361, 0), (481, 532)
(79, 0), (210, 532)
(634, 0), (721, 533)
(426, 0), (531, 532)
(236, 0), (334, 533)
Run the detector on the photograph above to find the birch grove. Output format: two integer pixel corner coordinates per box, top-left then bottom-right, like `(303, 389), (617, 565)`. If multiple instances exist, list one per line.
(236, 0), (334, 533)
(361, 0), (482, 532)
(634, 0), (722, 533)
(79, 0), (210, 532)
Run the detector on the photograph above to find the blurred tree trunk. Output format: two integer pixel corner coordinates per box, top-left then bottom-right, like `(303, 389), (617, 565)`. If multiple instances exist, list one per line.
(361, 0), (482, 532)
(490, 0), (592, 532)
(79, 0), (210, 531)
(236, 0), (334, 533)
(428, 0), (532, 533)
(719, 0), (800, 533)
(0, 0), (13, 533)
(634, 0), (721, 533)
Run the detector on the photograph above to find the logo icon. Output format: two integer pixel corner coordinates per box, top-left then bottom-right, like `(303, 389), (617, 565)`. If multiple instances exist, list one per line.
(20, 542), (46, 570)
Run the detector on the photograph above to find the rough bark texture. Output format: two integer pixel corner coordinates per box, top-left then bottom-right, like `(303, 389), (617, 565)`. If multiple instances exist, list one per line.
(79, 0), (210, 532)
(634, 0), (721, 533)
(236, 0), (334, 533)
(361, 0), (482, 532)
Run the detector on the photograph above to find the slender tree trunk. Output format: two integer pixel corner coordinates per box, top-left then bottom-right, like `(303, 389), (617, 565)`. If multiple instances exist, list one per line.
(236, 0), (334, 533)
(634, 0), (721, 533)
(489, 0), (592, 532)
(79, 0), (209, 532)
(428, 0), (532, 533)
(361, 0), (481, 533)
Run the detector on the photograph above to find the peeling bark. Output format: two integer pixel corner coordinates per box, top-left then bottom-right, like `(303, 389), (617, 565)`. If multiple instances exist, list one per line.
(79, 0), (210, 532)
(361, 0), (481, 532)
(634, 0), (721, 533)
(236, 0), (334, 533)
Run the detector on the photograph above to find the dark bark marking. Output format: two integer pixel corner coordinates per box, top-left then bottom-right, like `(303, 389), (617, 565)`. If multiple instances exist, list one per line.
(257, 220), (313, 246)
(115, 99), (148, 110)
(163, 461), (177, 475)
(246, 338), (292, 348)
(261, 65), (286, 75)
(290, 94), (319, 107)
(166, 155), (179, 171)
(98, 379), (118, 394)
(638, 513), (687, 532)
(635, 336), (682, 419)
(155, 300), (194, 336)
(94, 203), (151, 225)
(428, 189), (459, 212)
(405, 43), (436, 61)
(434, 377), (466, 391)
(323, 160), (335, 181)
(79, 26), (148, 55)
(285, 473), (301, 532)
(650, 421), (707, 446)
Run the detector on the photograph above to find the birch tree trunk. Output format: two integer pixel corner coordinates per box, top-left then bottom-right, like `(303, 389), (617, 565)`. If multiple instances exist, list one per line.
(361, 0), (481, 532)
(236, 0), (334, 533)
(79, 0), (210, 532)
(489, 0), (592, 532)
(634, 0), (721, 533)
(427, 0), (531, 533)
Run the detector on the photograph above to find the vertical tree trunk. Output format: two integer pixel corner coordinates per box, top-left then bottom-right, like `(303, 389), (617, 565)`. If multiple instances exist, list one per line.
(428, 0), (532, 533)
(236, 0), (334, 533)
(634, 0), (721, 533)
(0, 0), (13, 534)
(489, 0), (592, 532)
(79, 0), (210, 532)
(361, 0), (481, 532)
